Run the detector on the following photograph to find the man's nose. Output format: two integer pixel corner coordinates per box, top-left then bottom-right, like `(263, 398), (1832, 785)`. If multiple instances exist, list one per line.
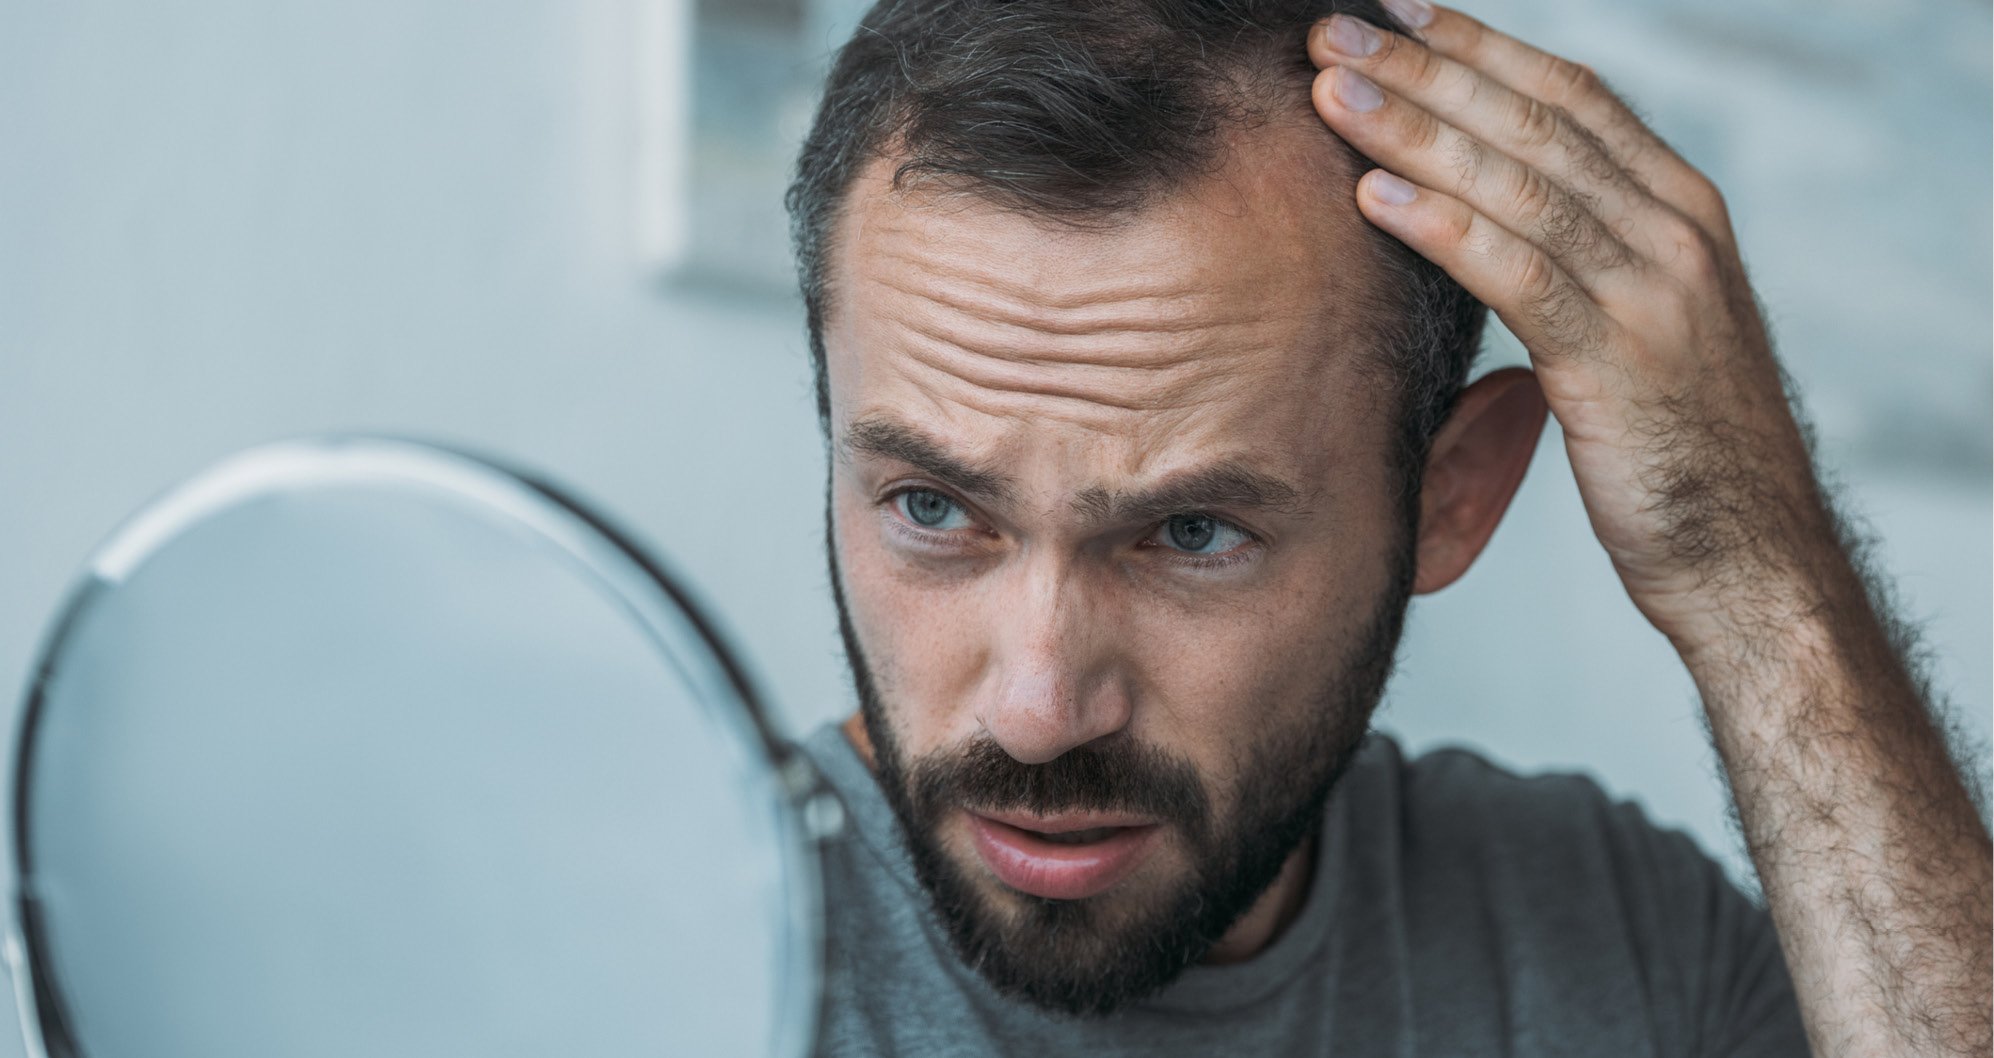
(973, 558), (1131, 765)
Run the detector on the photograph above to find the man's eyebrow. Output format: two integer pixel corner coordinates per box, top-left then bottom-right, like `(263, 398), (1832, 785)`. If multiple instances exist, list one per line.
(842, 416), (1018, 502)
(1074, 463), (1310, 525)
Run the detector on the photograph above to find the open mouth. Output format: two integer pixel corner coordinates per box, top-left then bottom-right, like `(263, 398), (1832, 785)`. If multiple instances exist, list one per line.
(1033, 826), (1123, 845)
(964, 811), (1163, 900)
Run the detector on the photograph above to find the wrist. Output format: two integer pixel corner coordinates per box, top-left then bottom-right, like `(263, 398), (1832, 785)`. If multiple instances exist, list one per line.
(1644, 545), (1865, 680)
(1661, 552), (1887, 714)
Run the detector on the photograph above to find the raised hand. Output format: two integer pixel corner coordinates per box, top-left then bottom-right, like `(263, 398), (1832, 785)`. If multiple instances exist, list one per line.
(1308, 5), (1992, 1055)
(1310, 1), (1821, 650)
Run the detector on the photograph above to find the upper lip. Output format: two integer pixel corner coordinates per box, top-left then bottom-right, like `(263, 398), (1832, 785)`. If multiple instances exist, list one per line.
(969, 808), (1161, 834)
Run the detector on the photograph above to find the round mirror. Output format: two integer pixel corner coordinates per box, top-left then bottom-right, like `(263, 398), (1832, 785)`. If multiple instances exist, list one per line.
(8, 437), (825, 1058)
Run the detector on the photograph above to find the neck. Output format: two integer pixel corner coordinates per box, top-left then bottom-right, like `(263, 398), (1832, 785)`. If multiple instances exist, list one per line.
(1199, 835), (1316, 963)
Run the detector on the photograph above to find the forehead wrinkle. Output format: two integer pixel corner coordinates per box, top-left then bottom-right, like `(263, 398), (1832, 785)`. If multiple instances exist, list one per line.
(859, 356), (1224, 465)
(874, 270), (1314, 375)
(861, 210), (1233, 315)
(861, 262), (1309, 418)
(864, 243), (1269, 343)
(894, 327), (1234, 415)
(891, 303), (1216, 373)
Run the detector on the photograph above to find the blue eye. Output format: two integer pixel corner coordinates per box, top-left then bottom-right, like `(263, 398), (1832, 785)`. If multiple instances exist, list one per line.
(896, 489), (972, 530)
(1153, 513), (1250, 555)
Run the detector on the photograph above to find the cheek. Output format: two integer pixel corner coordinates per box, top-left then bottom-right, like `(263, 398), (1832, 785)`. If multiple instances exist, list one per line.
(1120, 547), (1394, 784)
(832, 483), (989, 751)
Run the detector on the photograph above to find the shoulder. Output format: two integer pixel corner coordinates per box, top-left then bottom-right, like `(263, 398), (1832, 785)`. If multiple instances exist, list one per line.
(1333, 735), (1807, 1053)
(1333, 733), (1765, 990)
(1341, 733), (1720, 888)
(1373, 734), (1635, 823)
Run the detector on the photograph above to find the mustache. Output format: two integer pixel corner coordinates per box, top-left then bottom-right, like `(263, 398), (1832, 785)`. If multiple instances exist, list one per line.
(905, 734), (1212, 832)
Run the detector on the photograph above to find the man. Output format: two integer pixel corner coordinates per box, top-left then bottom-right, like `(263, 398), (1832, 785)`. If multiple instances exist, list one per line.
(781, 0), (1992, 1053)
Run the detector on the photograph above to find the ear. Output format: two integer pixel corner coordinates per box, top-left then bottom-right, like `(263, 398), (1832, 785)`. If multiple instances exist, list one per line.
(1411, 367), (1549, 595)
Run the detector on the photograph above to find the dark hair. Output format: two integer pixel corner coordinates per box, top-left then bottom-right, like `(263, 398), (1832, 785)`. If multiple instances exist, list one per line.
(785, 0), (1486, 495)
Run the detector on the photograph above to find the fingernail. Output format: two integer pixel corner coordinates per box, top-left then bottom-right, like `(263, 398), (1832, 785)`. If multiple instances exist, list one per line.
(1380, 0), (1435, 30)
(1370, 171), (1418, 206)
(1334, 66), (1384, 112)
(1324, 14), (1381, 57)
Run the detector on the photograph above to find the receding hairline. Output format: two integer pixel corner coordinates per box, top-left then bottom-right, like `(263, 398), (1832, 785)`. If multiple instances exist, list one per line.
(786, 0), (1485, 480)
(838, 63), (1369, 233)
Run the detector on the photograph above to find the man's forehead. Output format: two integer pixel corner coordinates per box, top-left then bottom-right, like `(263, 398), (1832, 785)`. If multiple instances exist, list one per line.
(832, 115), (1373, 332)
(823, 113), (1395, 494)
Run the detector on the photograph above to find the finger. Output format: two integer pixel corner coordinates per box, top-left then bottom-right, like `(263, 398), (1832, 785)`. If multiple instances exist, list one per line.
(1313, 64), (1641, 291)
(1413, 5), (1729, 237)
(1309, 14), (1672, 256)
(1353, 167), (1621, 367)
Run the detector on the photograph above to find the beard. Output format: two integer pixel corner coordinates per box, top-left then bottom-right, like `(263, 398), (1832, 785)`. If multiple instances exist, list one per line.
(826, 512), (1415, 1017)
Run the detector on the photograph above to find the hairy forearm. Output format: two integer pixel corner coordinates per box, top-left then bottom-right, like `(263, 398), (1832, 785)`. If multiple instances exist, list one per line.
(1681, 533), (1992, 1057)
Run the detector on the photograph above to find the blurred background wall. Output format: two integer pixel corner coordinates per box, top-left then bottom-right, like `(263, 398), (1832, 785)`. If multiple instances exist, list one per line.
(1, 0), (1987, 1047)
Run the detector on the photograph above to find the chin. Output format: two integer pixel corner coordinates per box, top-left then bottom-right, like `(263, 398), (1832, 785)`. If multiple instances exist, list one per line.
(913, 819), (1264, 1017)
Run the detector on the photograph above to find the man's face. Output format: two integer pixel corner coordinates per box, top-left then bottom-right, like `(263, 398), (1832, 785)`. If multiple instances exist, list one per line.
(822, 118), (1413, 1015)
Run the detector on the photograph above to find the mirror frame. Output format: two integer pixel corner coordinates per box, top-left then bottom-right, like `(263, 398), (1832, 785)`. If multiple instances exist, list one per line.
(5, 436), (827, 1058)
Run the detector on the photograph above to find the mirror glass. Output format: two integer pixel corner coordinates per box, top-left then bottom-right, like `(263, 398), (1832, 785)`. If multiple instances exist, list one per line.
(10, 438), (820, 1058)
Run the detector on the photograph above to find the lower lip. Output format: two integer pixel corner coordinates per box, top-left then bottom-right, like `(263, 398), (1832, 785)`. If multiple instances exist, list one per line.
(966, 815), (1161, 901)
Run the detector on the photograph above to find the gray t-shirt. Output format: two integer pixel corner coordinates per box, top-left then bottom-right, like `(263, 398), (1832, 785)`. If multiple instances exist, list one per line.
(800, 723), (1811, 1056)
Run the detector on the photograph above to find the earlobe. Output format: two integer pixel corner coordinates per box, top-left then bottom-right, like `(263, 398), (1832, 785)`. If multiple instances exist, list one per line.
(1411, 367), (1549, 595)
